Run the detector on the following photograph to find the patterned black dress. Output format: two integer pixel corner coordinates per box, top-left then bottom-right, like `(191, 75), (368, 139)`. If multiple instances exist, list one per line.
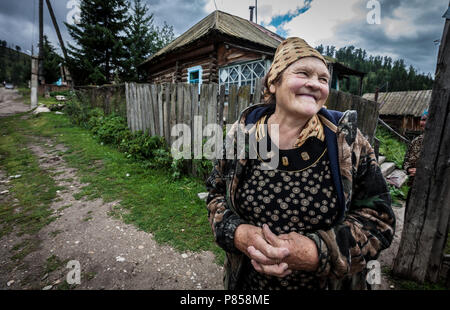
(235, 115), (339, 290)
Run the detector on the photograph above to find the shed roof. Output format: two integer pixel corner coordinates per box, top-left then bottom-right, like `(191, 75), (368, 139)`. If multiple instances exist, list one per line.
(140, 10), (284, 67)
(362, 90), (432, 117)
(324, 56), (365, 77)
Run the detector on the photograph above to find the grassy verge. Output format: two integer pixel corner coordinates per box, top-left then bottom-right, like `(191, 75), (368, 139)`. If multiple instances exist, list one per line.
(0, 114), (61, 239)
(383, 268), (448, 290)
(17, 87), (62, 107)
(4, 111), (224, 264)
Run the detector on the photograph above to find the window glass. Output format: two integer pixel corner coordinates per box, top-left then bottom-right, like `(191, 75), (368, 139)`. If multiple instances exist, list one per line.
(219, 60), (270, 94)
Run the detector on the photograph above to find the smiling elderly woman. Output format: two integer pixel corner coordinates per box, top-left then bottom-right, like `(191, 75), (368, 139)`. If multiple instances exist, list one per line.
(205, 37), (395, 290)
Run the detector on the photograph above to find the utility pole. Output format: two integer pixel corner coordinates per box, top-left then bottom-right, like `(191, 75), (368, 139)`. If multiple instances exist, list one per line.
(45, 0), (70, 71)
(38, 0), (45, 86)
(31, 55), (39, 109)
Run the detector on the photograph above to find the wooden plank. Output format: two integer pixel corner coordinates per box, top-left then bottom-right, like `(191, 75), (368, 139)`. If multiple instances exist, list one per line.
(165, 83), (173, 146)
(393, 18), (450, 283)
(150, 84), (159, 136)
(137, 84), (144, 132)
(128, 83), (133, 132)
(125, 83), (131, 130)
(200, 84), (209, 132)
(177, 83), (184, 125)
(227, 84), (238, 124)
(207, 83), (219, 125)
(131, 83), (137, 132)
(253, 78), (262, 104)
(218, 84), (225, 128)
(144, 84), (151, 134)
(133, 84), (139, 132)
(192, 84), (202, 162)
(169, 83), (177, 146)
(146, 84), (156, 136)
(137, 83), (143, 132)
(142, 84), (151, 135)
(326, 89), (339, 110)
(183, 84), (193, 156)
(157, 84), (164, 137)
(181, 84), (192, 166)
(238, 85), (251, 116)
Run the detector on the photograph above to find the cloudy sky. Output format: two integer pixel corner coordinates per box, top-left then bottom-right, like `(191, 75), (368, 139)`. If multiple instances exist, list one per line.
(0, 0), (447, 76)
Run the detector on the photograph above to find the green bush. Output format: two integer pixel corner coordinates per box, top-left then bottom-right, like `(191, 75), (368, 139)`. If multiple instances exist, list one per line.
(94, 115), (128, 146)
(63, 99), (91, 126)
(64, 98), (214, 180)
(376, 126), (408, 169)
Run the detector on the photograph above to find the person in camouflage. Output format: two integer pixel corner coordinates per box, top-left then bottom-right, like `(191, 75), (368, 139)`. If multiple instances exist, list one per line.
(205, 37), (395, 290)
(403, 111), (428, 187)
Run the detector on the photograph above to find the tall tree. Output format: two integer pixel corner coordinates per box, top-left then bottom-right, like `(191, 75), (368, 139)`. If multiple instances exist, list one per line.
(316, 45), (434, 94)
(124, 0), (175, 81)
(42, 35), (63, 84)
(65, 0), (129, 85)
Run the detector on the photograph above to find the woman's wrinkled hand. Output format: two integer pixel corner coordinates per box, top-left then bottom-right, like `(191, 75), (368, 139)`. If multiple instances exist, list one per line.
(257, 224), (319, 272)
(234, 224), (291, 277)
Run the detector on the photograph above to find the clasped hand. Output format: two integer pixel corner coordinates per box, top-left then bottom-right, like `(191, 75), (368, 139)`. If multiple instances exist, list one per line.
(234, 224), (319, 278)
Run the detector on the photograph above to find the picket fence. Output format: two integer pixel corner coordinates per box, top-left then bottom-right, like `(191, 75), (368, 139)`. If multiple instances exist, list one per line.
(124, 82), (380, 148)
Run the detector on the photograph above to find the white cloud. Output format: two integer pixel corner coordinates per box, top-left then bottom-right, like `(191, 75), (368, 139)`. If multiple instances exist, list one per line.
(283, 0), (360, 46)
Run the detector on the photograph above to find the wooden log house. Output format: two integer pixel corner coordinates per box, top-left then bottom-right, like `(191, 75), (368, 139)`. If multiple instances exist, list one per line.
(138, 10), (365, 97)
(363, 90), (431, 137)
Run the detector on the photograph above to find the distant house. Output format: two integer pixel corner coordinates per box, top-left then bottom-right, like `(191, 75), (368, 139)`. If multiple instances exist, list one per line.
(363, 90), (431, 136)
(138, 10), (365, 95)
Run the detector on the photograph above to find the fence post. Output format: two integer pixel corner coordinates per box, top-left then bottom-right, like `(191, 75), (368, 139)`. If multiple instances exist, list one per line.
(238, 85), (251, 114)
(227, 85), (238, 124)
(170, 84), (178, 145)
(253, 78), (262, 105)
(218, 84), (225, 128)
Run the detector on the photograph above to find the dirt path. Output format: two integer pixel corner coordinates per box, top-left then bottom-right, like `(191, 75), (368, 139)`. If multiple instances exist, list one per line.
(0, 90), (224, 290)
(0, 137), (223, 290)
(0, 88), (31, 117)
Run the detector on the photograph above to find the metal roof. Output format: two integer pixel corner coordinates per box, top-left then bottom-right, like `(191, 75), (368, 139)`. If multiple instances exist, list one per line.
(140, 10), (284, 66)
(362, 90), (432, 117)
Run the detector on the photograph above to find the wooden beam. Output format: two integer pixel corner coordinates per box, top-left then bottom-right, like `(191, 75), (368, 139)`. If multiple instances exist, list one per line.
(393, 11), (450, 283)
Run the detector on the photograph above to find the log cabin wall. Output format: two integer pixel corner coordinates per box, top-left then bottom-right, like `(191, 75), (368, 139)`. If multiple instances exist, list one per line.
(380, 115), (423, 138)
(147, 42), (268, 85)
(217, 43), (265, 67)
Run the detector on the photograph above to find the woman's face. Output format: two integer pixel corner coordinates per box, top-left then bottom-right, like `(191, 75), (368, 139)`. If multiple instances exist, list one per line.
(270, 57), (330, 119)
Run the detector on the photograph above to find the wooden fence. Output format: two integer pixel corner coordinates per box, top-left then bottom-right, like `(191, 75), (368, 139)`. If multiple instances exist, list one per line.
(125, 82), (380, 146)
(75, 84), (127, 117)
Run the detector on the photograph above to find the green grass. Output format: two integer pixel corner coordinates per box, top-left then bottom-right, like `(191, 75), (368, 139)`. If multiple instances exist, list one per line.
(0, 114), (60, 240)
(44, 255), (68, 274)
(17, 87), (62, 107)
(10, 238), (40, 261)
(376, 125), (408, 169)
(1, 110), (224, 265)
(384, 268), (448, 290)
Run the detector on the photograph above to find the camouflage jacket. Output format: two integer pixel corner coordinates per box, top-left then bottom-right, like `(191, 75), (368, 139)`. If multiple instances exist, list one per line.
(205, 104), (395, 290)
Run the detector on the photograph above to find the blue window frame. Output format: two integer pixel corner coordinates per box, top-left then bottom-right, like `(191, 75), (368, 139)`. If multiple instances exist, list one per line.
(187, 66), (202, 93)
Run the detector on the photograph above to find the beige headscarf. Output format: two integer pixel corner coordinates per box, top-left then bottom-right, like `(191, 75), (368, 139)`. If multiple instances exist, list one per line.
(264, 37), (328, 101)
